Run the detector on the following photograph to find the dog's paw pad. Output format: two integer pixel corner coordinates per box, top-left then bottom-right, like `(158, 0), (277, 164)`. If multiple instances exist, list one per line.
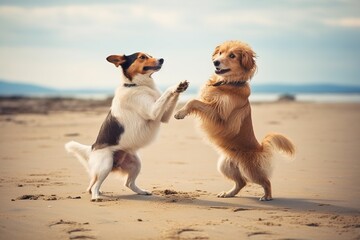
(175, 80), (189, 93)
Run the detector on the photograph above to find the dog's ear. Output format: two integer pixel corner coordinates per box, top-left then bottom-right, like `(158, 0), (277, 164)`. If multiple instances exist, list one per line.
(241, 50), (256, 71)
(106, 55), (126, 67)
(212, 45), (220, 58)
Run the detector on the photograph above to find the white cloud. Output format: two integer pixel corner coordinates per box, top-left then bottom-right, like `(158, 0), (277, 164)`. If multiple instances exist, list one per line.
(0, 3), (185, 41)
(1, 1), (358, 43)
(0, 0), (359, 89)
(129, 5), (183, 29)
(203, 9), (278, 28)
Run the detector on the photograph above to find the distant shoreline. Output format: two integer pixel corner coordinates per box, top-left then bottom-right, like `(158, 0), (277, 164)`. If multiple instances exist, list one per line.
(1, 94), (360, 115)
(2, 80), (360, 98)
(0, 96), (111, 115)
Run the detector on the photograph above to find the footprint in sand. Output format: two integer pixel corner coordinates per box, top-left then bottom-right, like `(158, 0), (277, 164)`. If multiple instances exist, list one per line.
(164, 227), (209, 240)
(49, 219), (96, 239)
(247, 231), (272, 237)
(152, 189), (200, 203)
(13, 194), (81, 201)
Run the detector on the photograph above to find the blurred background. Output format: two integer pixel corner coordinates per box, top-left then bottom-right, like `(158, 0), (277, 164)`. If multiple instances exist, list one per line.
(0, 0), (359, 101)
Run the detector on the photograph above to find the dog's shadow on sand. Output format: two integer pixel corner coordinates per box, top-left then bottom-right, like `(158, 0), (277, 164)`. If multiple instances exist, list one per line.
(95, 192), (358, 214)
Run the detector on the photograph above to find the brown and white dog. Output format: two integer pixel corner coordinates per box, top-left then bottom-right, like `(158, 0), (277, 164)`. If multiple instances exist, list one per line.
(175, 40), (295, 201)
(65, 52), (188, 200)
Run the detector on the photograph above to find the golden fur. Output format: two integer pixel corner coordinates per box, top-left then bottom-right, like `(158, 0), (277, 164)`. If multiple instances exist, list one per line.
(175, 40), (295, 201)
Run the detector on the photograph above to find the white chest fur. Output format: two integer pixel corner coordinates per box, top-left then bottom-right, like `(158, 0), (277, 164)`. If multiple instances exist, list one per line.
(110, 85), (162, 152)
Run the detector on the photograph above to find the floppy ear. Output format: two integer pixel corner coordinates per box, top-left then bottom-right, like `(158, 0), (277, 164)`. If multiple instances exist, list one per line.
(212, 45), (220, 58)
(106, 55), (126, 67)
(241, 50), (256, 71)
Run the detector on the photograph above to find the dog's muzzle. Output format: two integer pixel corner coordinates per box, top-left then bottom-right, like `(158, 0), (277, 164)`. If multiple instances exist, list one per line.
(213, 60), (230, 74)
(143, 58), (164, 71)
(215, 68), (230, 74)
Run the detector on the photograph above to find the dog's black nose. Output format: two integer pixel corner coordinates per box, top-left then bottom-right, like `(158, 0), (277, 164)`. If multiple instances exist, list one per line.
(213, 60), (220, 67)
(158, 58), (164, 64)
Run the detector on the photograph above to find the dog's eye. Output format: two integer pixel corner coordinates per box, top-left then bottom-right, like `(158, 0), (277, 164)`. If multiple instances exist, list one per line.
(229, 53), (236, 59)
(139, 55), (146, 60)
(219, 52), (222, 55)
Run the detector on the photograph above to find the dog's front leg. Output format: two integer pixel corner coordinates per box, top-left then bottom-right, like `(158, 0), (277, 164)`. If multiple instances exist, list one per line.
(174, 99), (219, 120)
(148, 81), (188, 121)
(160, 94), (179, 123)
(161, 81), (189, 123)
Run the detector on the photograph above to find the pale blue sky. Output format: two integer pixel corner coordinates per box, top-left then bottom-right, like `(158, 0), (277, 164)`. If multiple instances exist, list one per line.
(0, 0), (359, 89)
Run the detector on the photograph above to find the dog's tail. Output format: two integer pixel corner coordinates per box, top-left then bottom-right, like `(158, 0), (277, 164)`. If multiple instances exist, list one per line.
(65, 141), (92, 172)
(261, 133), (295, 159)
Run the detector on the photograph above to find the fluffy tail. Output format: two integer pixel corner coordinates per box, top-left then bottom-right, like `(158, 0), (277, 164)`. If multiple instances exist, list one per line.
(262, 133), (295, 159)
(65, 141), (92, 172)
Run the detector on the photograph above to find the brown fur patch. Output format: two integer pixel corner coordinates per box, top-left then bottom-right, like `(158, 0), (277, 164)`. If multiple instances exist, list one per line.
(212, 40), (257, 81)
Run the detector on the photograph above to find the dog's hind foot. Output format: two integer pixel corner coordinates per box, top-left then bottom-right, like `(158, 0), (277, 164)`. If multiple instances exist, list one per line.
(86, 188), (102, 195)
(91, 197), (103, 202)
(259, 196), (273, 201)
(90, 194), (102, 202)
(126, 183), (152, 195)
(217, 191), (236, 198)
(137, 190), (152, 196)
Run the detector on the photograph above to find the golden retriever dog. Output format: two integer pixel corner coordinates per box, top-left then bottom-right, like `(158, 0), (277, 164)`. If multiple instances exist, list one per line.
(65, 52), (188, 201)
(175, 40), (295, 201)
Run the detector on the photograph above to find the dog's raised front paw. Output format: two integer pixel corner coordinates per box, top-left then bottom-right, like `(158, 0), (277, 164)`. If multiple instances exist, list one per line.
(175, 80), (189, 93)
(174, 109), (188, 119)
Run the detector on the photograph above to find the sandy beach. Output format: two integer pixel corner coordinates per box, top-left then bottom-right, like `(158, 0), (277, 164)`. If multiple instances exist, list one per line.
(0, 98), (359, 240)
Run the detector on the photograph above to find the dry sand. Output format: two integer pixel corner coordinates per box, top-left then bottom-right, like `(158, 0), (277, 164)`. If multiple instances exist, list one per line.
(0, 99), (359, 240)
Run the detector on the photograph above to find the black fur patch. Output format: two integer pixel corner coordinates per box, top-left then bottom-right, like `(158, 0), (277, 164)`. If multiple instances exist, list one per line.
(92, 111), (124, 150)
(120, 52), (139, 80)
(112, 150), (127, 168)
(121, 53), (139, 70)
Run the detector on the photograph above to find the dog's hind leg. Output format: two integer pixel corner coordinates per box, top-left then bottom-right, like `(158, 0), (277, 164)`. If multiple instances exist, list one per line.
(120, 154), (151, 195)
(217, 156), (246, 198)
(257, 177), (273, 201)
(86, 175), (97, 194)
(88, 149), (113, 200)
